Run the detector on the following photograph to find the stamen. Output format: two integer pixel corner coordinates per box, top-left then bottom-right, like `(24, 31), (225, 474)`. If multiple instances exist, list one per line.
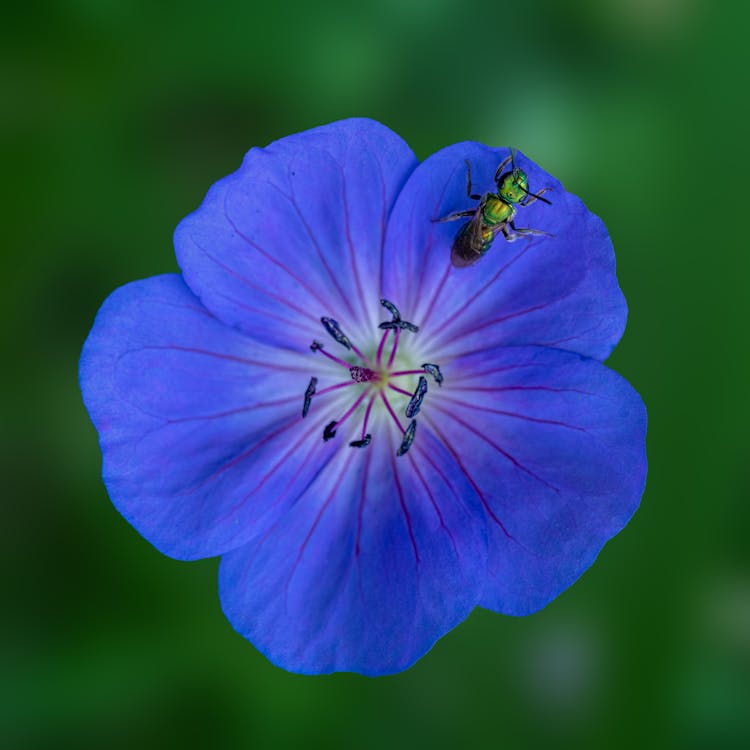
(307, 298), (431, 455)
(378, 299), (419, 333)
(380, 298), (401, 320)
(321, 387), (372, 443)
(387, 327), (401, 368)
(405, 376), (428, 418)
(360, 393), (376, 438)
(422, 363), (444, 386)
(316, 381), (357, 396)
(377, 319), (420, 333)
(310, 340), (352, 369)
(398, 320), (420, 333)
(397, 420), (417, 456)
(381, 391), (406, 434)
(302, 376), (317, 417)
(349, 434), (372, 448)
(321, 317), (353, 350)
(323, 421), (337, 441)
(388, 384), (413, 397)
(375, 329), (390, 365)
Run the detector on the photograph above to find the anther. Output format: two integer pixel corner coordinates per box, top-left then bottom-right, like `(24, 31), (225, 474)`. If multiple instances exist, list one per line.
(310, 340), (323, 351)
(380, 298), (401, 321)
(422, 363), (444, 386)
(350, 366), (377, 383)
(378, 319), (420, 333)
(323, 421), (337, 441)
(405, 376), (428, 418)
(397, 419), (417, 456)
(378, 298), (419, 333)
(349, 434), (372, 449)
(302, 376), (317, 417)
(321, 317), (352, 350)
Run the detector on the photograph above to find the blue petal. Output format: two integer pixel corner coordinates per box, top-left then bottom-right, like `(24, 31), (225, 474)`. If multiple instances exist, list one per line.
(175, 118), (418, 346)
(80, 274), (348, 561)
(219, 426), (487, 676)
(426, 345), (647, 615)
(382, 142), (627, 361)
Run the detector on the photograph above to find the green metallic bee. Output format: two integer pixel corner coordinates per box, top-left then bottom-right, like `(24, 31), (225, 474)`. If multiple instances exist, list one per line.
(437, 150), (553, 268)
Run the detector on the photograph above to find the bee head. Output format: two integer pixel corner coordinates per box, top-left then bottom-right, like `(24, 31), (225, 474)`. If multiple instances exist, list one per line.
(497, 168), (529, 205)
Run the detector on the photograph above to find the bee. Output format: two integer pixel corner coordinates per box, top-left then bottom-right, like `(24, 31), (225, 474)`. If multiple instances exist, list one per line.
(436, 150), (553, 268)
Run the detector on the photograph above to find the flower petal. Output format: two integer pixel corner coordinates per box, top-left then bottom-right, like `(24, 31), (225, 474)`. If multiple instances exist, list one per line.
(426, 345), (647, 616)
(219, 426), (487, 676)
(382, 142), (627, 361)
(79, 274), (355, 561)
(175, 118), (418, 346)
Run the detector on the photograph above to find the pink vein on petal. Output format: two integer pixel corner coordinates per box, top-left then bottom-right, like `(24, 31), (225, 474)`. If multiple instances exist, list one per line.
(431, 402), (560, 494)
(186, 415), (300, 493)
(221, 195), (336, 316)
(424, 415), (513, 540)
(285, 451), (356, 599)
(438, 394), (589, 433)
(192, 235), (320, 325)
(390, 451), (420, 565)
(275, 173), (358, 321)
(408, 453), (458, 559)
(117, 345), (310, 374)
(431, 240), (538, 339)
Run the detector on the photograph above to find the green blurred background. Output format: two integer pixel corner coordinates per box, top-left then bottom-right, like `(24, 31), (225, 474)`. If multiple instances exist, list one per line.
(3, 0), (749, 748)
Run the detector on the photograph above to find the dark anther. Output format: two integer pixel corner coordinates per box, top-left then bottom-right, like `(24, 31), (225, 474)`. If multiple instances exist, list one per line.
(377, 319), (420, 333)
(422, 363), (444, 386)
(310, 340), (323, 351)
(350, 366), (376, 383)
(378, 299), (419, 333)
(321, 317), (352, 350)
(349, 434), (372, 448)
(380, 298), (401, 321)
(397, 420), (417, 456)
(405, 376), (428, 418)
(302, 376), (317, 417)
(398, 319), (420, 333)
(323, 421), (338, 441)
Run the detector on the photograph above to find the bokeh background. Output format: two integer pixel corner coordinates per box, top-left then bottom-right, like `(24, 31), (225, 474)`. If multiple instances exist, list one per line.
(3, 0), (749, 747)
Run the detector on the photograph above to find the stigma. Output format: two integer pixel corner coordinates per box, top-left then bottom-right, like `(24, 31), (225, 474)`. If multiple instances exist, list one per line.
(300, 298), (442, 457)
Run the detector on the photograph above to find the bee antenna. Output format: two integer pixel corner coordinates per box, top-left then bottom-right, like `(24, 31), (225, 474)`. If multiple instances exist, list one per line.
(510, 147), (517, 171)
(520, 184), (552, 205)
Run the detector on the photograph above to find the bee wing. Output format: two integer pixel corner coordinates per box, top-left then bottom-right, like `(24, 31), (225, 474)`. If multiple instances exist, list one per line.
(451, 211), (487, 268)
(468, 210), (486, 250)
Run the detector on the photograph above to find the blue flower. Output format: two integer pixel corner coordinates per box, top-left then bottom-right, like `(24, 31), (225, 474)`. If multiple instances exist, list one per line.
(80, 118), (647, 676)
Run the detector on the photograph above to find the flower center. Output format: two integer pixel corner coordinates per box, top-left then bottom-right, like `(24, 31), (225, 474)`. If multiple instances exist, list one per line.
(301, 299), (443, 456)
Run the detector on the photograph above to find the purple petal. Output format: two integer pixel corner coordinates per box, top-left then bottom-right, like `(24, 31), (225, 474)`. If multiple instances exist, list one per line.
(175, 118), (418, 345)
(219, 427), (487, 676)
(79, 274), (350, 561)
(382, 142), (627, 361)
(428, 345), (647, 615)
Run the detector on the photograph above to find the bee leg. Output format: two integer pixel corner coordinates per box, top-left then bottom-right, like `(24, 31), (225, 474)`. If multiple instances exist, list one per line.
(522, 186), (554, 207)
(433, 209), (476, 223)
(464, 160), (482, 200)
(508, 221), (554, 240)
(501, 224), (522, 243)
